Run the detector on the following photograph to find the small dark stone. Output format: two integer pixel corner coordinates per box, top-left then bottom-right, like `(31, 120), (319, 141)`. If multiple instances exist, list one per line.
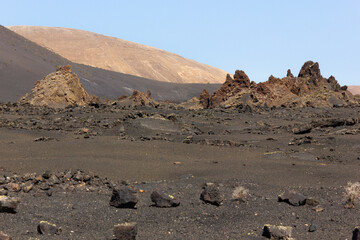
(37, 221), (60, 235)
(110, 185), (138, 208)
(200, 183), (223, 206)
(278, 190), (307, 206)
(114, 222), (137, 240)
(353, 227), (360, 240)
(151, 190), (180, 208)
(42, 170), (52, 179)
(309, 222), (317, 232)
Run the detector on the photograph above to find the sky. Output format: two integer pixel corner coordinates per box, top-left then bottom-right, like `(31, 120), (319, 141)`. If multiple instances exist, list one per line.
(1, 0), (360, 85)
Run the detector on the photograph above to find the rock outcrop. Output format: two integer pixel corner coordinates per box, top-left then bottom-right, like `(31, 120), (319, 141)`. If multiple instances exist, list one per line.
(19, 66), (91, 108)
(116, 90), (159, 107)
(208, 61), (355, 109)
(199, 89), (211, 108)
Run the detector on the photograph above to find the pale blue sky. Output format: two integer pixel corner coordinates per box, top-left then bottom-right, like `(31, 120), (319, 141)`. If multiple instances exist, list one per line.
(2, 0), (359, 85)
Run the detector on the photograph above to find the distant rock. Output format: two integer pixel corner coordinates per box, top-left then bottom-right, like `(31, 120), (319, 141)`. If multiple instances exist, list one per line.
(199, 89), (211, 108)
(117, 90), (159, 107)
(19, 65), (92, 108)
(292, 124), (312, 134)
(298, 61), (322, 79)
(287, 69), (294, 78)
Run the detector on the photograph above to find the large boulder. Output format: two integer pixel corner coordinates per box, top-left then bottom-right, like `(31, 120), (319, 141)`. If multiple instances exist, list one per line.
(19, 65), (91, 108)
(110, 185), (138, 209)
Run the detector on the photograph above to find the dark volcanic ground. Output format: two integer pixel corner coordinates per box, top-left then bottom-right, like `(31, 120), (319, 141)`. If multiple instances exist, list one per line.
(0, 103), (360, 239)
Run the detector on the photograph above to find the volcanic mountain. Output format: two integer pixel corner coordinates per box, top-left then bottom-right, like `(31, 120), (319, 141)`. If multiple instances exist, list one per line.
(0, 25), (220, 102)
(7, 26), (227, 84)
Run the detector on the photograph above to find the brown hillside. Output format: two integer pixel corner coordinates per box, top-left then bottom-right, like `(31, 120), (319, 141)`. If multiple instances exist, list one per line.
(348, 86), (360, 95)
(7, 26), (227, 84)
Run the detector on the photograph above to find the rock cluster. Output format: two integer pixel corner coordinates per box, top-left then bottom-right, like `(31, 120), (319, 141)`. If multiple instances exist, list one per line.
(203, 61), (355, 109)
(0, 169), (114, 196)
(19, 65), (92, 108)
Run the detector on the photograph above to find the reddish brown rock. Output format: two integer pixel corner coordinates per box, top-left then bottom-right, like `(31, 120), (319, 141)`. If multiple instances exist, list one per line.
(206, 61), (356, 109)
(199, 89), (211, 108)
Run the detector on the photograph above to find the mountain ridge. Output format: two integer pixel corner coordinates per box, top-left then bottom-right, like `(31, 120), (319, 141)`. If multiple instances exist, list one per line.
(0, 25), (220, 102)
(7, 26), (228, 84)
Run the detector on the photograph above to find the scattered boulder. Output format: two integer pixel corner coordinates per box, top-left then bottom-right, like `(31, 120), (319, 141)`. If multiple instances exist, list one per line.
(110, 185), (138, 208)
(278, 190), (306, 206)
(288, 136), (312, 145)
(4, 183), (20, 192)
(114, 222), (137, 240)
(0, 196), (19, 213)
(19, 65), (92, 108)
(150, 190), (180, 208)
(0, 231), (11, 240)
(21, 181), (34, 193)
(37, 221), (60, 235)
(308, 222), (317, 232)
(305, 198), (319, 206)
(262, 225), (293, 239)
(292, 124), (312, 134)
(182, 136), (193, 144)
(200, 183), (223, 206)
